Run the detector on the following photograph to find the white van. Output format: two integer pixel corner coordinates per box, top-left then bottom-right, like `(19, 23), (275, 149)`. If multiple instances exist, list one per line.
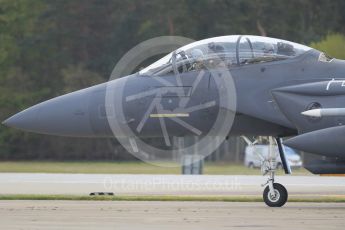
(244, 144), (302, 169)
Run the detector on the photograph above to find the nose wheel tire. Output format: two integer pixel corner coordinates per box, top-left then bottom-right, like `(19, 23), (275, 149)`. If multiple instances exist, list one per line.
(263, 183), (288, 207)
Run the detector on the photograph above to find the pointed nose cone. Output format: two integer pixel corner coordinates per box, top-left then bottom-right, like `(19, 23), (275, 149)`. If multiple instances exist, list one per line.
(2, 86), (100, 137)
(2, 106), (40, 130)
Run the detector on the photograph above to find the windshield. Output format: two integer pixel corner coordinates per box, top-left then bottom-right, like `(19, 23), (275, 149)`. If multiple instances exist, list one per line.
(139, 35), (312, 76)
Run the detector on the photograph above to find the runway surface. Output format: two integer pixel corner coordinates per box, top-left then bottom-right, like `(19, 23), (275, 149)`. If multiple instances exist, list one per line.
(0, 201), (344, 230)
(0, 173), (344, 196)
(1, 174), (344, 229)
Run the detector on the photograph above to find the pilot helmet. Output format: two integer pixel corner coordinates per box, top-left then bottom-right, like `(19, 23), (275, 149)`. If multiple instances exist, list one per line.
(190, 49), (204, 60)
(263, 43), (275, 54)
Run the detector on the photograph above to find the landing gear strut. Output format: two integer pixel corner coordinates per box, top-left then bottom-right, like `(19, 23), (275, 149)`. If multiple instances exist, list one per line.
(241, 136), (290, 207)
(261, 137), (289, 207)
(261, 160), (288, 207)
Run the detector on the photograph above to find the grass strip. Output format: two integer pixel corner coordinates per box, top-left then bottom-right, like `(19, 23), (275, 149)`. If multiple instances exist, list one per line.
(0, 161), (311, 175)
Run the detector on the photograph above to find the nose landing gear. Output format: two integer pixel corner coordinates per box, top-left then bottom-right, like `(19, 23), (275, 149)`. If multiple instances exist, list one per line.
(261, 158), (288, 207)
(241, 136), (291, 207)
(261, 137), (290, 207)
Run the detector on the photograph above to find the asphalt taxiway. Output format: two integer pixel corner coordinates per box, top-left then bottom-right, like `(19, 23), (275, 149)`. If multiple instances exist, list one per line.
(0, 201), (344, 230)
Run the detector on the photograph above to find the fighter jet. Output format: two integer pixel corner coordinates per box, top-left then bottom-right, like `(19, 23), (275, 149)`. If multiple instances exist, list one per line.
(3, 35), (345, 207)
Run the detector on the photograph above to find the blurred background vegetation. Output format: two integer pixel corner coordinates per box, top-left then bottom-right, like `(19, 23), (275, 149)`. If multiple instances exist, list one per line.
(0, 0), (345, 161)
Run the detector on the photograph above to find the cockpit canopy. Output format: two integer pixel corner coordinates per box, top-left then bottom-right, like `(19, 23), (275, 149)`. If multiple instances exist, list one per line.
(139, 35), (312, 76)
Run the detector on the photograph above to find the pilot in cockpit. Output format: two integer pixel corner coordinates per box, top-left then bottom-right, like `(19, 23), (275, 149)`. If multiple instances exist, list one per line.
(189, 48), (204, 71)
(208, 42), (225, 53)
(263, 43), (275, 54)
